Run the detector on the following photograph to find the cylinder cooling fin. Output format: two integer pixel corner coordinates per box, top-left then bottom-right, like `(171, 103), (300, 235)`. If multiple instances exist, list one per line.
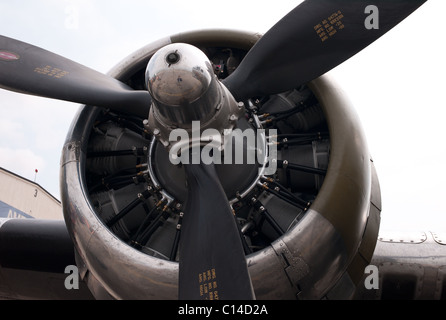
(61, 30), (380, 299)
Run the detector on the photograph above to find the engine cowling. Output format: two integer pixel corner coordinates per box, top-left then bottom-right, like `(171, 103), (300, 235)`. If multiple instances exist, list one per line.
(60, 29), (381, 299)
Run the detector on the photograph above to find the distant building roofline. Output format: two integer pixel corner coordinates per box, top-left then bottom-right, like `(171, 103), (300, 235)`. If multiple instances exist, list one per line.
(0, 167), (61, 205)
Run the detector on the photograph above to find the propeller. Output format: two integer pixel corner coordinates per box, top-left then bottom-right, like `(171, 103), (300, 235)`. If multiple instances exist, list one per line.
(178, 161), (255, 300)
(0, 35), (150, 118)
(223, 0), (427, 101)
(0, 0), (427, 301)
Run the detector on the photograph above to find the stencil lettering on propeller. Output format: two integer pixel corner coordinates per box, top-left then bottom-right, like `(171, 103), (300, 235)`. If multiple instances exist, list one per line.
(199, 268), (219, 300)
(34, 65), (69, 78)
(314, 10), (345, 42)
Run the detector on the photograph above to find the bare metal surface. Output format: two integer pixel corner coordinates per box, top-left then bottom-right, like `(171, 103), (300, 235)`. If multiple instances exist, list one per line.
(61, 30), (377, 300)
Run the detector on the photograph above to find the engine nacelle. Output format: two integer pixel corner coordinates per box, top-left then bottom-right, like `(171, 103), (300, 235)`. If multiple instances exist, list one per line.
(61, 29), (381, 299)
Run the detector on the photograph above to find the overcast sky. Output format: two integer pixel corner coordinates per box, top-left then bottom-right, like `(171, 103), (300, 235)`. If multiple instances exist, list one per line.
(0, 0), (444, 231)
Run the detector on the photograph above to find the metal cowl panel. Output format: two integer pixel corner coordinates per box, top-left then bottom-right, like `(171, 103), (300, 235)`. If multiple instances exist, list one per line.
(247, 75), (374, 299)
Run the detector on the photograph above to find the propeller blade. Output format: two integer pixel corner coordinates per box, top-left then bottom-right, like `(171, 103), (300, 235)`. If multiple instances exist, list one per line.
(223, 0), (426, 101)
(0, 35), (150, 118)
(179, 162), (255, 300)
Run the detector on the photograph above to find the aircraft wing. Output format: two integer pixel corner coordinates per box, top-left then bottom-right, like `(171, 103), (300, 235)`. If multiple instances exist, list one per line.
(0, 218), (93, 299)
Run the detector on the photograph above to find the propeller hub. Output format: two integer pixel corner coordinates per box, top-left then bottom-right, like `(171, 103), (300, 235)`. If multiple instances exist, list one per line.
(146, 43), (219, 125)
(145, 43), (244, 151)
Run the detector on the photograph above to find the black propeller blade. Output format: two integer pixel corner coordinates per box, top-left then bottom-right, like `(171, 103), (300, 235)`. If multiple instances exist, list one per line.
(179, 162), (255, 300)
(0, 35), (150, 118)
(223, 0), (427, 101)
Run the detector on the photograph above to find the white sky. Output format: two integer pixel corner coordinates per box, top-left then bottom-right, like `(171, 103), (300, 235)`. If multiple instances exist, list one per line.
(0, 0), (444, 231)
